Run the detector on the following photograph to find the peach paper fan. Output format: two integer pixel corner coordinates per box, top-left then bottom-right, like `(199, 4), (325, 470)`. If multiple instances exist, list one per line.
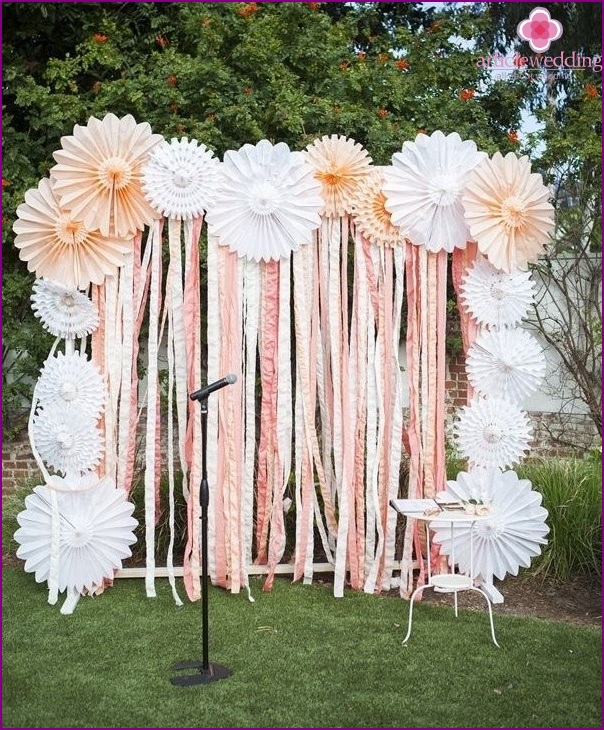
(13, 179), (132, 289)
(50, 113), (164, 239)
(305, 134), (372, 218)
(462, 152), (554, 273)
(351, 168), (408, 247)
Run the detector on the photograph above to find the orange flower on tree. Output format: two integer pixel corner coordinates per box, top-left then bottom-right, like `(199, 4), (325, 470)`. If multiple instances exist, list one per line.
(339, 60), (350, 71)
(395, 59), (409, 71)
(93, 33), (108, 43)
(357, 51), (367, 61)
(243, 86), (253, 95)
(307, 2), (320, 9)
(460, 88), (475, 102)
(2, 178), (10, 189)
(377, 53), (390, 63)
(378, 108), (388, 119)
(507, 130), (519, 144)
(167, 75), (177, 87)
(585, 83), (599, 98)
(155, 35), (168, 49)
(238, 3), (258, 17)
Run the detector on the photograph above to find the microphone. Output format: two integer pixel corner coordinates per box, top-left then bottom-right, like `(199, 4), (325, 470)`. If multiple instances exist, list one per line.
(189, 374), (237, 401)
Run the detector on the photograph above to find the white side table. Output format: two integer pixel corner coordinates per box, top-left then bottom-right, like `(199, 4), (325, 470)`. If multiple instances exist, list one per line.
(393, 505), (500, 647)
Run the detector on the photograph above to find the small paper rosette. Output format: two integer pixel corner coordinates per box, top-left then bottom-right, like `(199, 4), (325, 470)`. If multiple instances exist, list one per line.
(37, 351), (105, 420)
(32, 404), (104, 476)
(142, 137), (220, 220)
(460, 258), (535, 329)
(466, 328), (546, 403)
(31, 279), (100, 339)
(454, 396), (532, 469)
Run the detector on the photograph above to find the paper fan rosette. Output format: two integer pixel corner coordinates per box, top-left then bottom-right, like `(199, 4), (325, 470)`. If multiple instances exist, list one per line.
(351, 168), (408, 247)
(430, 469), (549, 582)
(467, 328), (546, 403)
(13, 179), (131, 289)
(31, 279), (99, 338)
(462, 152), (555, 272)
(305, 134), (373, 218)
(37, 351), (105, 420)
(33, 404), (104, 475)
(206, 139), (323, 262)
(14, 476), (138, 594)
(50, 113), (164, 239)
(460, 257), (535, 328)
(142, 137), (220, 219)
(383, 131), (486, 252)
(454, 396), (532, 469)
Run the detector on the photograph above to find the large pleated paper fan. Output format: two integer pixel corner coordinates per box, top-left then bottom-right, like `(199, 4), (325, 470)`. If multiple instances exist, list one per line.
(14, 476), (138, 594)
(467, 328), (546, 403)
(431, 469), (549, 582)
(460, 258), (535, 329)
(383, 131), (486, 252)
(142, 137), (220, 220)
(37, 351), (105, 420)
(33, 404), (104, 475)
(206, 139), (323, 262)
(454, 396), (532, 469)
(305, 134), (373, 218)
(351, 168), (408, 247)
(13, 179), (131, 289)
(463, 152), (555, 273)
(50, 113), (164, 239)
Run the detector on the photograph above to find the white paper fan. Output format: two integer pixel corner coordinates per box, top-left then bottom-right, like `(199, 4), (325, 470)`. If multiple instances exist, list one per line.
(454, 396), (532, 469)
(32, 404), (104, 475)
(206, 139), (323, 262)
(37, 351), (105, 420)
(383, 131), (486, 252)
(431, 468), (549, 582)
(31, 279), (100, 339)
(141, 137), (220, 220)
(466, 328), (546, 403)
(460, 257), (535, 329)
(14, 476), (138, 594)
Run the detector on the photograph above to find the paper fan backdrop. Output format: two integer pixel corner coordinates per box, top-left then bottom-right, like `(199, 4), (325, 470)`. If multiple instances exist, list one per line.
(14, 476), (138, 594)
(37, 351), (105, 420)
(351, 168), (408, 247)
(305, 134), (373, 218)
(50, 113), (164, 239)
(33, 404), (104, 475)
(383, 130), (486, 252)
(460, 258), (535, 329)
(430, 468), (549, 582)
(142, 137), (220, 220)
(454, 396), (532, 469)
(466, 328), (546, 403)
(13, 179), (132, 289)
(206, 139), (323, 262)
(463, 152), (555, 272)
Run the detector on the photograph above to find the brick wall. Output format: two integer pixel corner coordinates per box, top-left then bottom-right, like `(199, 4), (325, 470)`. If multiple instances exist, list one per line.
(3, 359), (599, 493)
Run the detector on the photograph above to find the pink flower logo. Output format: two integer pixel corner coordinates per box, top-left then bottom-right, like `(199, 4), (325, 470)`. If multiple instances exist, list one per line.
(517, 7), (563, 53)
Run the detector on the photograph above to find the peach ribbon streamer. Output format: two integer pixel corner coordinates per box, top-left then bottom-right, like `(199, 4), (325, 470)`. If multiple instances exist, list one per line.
(452, 242), (479, 402)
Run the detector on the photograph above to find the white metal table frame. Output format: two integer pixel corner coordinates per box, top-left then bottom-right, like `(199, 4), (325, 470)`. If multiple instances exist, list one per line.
(400, 510), (500, 647)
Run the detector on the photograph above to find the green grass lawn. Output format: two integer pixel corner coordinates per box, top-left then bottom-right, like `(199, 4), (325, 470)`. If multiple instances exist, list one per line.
(2, 568), (601, 729)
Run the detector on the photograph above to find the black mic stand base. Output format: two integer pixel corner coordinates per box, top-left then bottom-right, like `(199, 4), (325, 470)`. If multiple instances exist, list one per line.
(170, 661), (232, 686)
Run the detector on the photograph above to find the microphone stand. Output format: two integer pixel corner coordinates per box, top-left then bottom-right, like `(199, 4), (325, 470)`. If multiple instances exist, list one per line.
(170, 396), (232, 686)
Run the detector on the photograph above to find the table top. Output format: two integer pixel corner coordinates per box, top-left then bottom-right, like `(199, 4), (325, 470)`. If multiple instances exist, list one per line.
(390, 499), (491, 522)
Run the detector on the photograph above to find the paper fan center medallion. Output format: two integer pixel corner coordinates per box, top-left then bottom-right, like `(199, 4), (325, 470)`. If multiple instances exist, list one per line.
(172, 172), (194, 189)
(372, 191), (392, 226)
(248, 181), (281, 215)
(428, 173), (460, 207)
(66, 519), (95, 548)
(54, 215), (89, 247)
(484, 424), (503, 443)
(476, 517), (506, 539)
(501, 195), (528, 229)
(98, 157), (133, 191)
(59, 380), (79, 401)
